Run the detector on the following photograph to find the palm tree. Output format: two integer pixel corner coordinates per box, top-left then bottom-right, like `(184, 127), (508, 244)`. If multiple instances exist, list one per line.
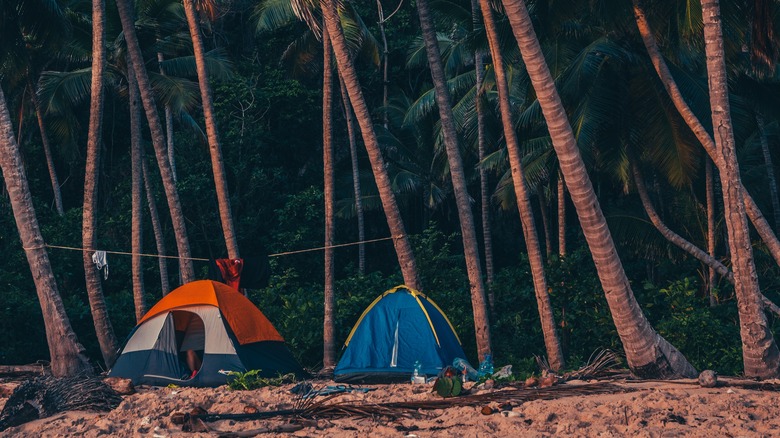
(480, 0), (564, 370)
(0, 85), (92, 377)
(143, 158), (171, 295)
(756, 113), (780, 231)
(182, 0), (240, 259)
(129, 58), (147, 321)
(116, 0), (195, 283)
(631, 1), (780, 267)
(28, 77), (65, 216)
(82, 0), (118, 367)
(705, 157), (717, 306)
(700, 0), (779, 378)
(416, 0), (492, 360)
(322, 24), (336, 369)
(338, 76), (366, 274)
(499, 0), (696, 378)
(321, 0), (422, 290)
(557, 171), (566, 257)
(471, 0), (496, 292)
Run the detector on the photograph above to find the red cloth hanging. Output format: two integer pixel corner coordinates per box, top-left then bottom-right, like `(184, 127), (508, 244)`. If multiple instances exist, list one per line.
(215, 258), (244, 291)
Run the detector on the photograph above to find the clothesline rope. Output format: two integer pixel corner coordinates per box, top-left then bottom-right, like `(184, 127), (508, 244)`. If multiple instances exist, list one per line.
(25, 236), (396, 261)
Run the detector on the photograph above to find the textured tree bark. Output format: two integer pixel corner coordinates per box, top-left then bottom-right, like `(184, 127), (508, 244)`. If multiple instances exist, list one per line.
(700, 0), (779, 378)
(471, 0), (495, 294)
(142, 160), (170, 296)
(417, 0), (492, 360)
(83, 0), (118, 367)
(481, 0), (564, 370)
(338, 76), (365, 274)
(706, 158), (717, 306)
(115, 0), (194, 283)
(632, 0), (780, 267)
(128, 59), (146, 322)
(538, 189), (553, 259)
(756, 113), (780, 231)
(322, 25), (336, 369)
(321, 0), (421, 290)
(558, 171), (566, 257)
(0, 86), (92, 377)
(157, 53), (177, 183)
(501, 0), (695, 378)
(28, 78), (64, 216)
(182, 0), (240, 260)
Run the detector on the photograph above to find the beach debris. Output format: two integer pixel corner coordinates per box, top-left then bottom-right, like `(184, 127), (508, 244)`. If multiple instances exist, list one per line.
(493, 365), (513, 379)
(0, 374), (121, 431)
(480, 405), (494, 415)
(561, 349), (622, 381)
(539, 375), (557, 388)
(524, 376), (539, 388)
(501, 410), (521, 418)
(698, 370), (718, 388)
(103, 377), (135, 395)
(0, 364), (47, 377)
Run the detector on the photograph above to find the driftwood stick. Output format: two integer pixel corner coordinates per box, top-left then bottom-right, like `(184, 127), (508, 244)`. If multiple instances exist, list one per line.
(0, 365), (46, 376)
(216, 423), (305, 437)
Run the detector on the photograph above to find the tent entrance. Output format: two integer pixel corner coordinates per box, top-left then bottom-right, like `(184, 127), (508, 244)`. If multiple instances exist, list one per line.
(173, 311), (205, 376)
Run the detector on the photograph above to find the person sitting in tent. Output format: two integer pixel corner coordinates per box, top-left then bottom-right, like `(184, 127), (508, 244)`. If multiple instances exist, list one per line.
(180, 315), (205, 379)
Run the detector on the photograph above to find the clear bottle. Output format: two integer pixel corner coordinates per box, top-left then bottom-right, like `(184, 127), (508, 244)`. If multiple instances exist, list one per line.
(411, 360), (424, 384)
(453, 357), (478, 381)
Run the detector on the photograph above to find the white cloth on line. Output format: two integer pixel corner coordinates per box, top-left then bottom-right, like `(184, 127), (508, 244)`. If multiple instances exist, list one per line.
(92, 250), (109, 280)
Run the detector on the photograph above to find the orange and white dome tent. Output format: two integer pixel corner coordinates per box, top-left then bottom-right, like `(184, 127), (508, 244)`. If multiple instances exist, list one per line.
(108, 280), (307, 386)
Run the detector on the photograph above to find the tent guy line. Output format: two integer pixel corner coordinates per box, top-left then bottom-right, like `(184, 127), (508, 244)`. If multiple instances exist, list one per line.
(21, 236), (396, 261)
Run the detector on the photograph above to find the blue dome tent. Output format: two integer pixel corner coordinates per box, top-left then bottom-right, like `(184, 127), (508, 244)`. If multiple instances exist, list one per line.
(334, 285), (467, 383)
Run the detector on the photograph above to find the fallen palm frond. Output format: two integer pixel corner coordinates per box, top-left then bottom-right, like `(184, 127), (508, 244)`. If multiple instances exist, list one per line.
(195, 382), (634, 422)
(561, 349), (624, 381)
(0, 374), (122, 431)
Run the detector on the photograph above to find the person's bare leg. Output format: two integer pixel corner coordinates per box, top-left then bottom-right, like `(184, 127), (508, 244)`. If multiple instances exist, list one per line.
(185, 350), (202, 376)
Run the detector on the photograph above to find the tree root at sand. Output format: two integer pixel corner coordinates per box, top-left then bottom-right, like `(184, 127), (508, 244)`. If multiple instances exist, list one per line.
(0, 374), (122, 431)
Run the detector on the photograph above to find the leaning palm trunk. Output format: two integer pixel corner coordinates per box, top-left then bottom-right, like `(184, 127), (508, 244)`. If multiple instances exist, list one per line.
(471, 0), (495, 290)
(500, 0), (696, 378)
(633, 164), (780, 316)
(182, 0), (240, 259)
(83, 0), (118, 367)
(28, 78), (64, 216)
(321, 0), (421, 290)
(322, 25), (336, 369)
(0, 86), (92, 377)
(129, 59), (146, 322)
(116, 0), (195, 283)
(481, 0), (564, 370)
(700, 0), (779, 378)
(142, 159), (171, 296)
(417, 0), (492, 359)
(338, 77), (365, 274)
(632, 1), (780, 267)
(756, 114), (780, 231)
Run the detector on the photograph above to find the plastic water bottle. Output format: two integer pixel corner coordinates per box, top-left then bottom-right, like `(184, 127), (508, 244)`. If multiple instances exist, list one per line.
(478, 354), (494, 378)
(452, 357), (478, 381)
(411, 360), (425, 384)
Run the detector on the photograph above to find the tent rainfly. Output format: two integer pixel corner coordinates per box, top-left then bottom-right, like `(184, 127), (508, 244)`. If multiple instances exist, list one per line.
(334, 285), (467, 383)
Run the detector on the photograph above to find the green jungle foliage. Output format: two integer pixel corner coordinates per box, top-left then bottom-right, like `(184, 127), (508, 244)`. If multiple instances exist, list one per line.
(0, 0), (779, 379)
